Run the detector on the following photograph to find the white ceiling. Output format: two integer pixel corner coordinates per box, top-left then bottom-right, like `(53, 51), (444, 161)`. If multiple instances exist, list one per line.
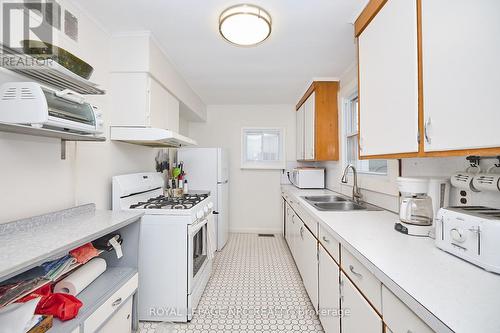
(78, 0), (366, 105)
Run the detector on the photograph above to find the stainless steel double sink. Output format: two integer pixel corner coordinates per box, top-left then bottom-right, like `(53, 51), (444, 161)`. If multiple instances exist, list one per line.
(301, 195), (382, 211)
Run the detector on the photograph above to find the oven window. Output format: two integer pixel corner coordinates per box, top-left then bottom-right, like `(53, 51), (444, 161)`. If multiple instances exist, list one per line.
(192, 225), (207, 278)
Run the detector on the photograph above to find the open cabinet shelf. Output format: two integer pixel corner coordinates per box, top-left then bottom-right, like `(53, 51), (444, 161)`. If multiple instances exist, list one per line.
(0, 122), (106, 160)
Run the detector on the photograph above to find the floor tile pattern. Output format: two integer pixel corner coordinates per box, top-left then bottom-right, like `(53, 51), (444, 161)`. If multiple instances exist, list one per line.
(139, 233), (324, 333)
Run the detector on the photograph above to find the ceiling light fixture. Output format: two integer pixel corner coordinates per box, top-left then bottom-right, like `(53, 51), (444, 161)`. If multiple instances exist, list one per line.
(219, 4), (272, 47)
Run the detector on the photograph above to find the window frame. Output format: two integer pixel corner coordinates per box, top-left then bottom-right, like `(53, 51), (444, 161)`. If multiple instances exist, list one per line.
(240, 127), (286, 170)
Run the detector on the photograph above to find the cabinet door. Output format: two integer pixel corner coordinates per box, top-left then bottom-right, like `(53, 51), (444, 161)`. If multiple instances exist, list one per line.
(319, 246), (340, 333)
(340, 272), (382, 333)
(148, 77), (180, 131)
(296, 104), (305, 160)
(358, 0), (419, 156)
(421, 0), (500, 152)
(298, 223), (318, 311)
(304, 92), (316, 160)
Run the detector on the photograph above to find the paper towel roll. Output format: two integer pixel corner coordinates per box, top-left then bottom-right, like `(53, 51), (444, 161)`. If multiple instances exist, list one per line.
(54, 258), (107, 295)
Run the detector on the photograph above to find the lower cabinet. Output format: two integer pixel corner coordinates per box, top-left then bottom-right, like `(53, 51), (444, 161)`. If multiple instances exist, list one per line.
(99, 296), (133, 333)
(296, 221), (318, 312)
(318, 245), (340, 333)
(382, 286), (434, 333)
(340, 272), (383, 333)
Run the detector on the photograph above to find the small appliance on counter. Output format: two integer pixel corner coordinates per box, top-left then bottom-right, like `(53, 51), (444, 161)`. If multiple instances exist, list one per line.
(289, 167), (325, 189)
(395, 177), (450, 237)
(435, 206), (500, 274)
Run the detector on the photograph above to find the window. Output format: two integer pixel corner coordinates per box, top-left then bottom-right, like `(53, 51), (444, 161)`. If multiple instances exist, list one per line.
(241, 128), (285, 169)
(344, 93), (388, 175)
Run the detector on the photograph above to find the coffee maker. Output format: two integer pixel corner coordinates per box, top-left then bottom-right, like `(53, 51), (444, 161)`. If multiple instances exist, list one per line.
(395, 177), (450, 237)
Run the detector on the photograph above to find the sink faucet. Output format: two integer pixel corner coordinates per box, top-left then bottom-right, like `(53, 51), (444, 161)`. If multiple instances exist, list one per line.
(341, 164), (362, 203)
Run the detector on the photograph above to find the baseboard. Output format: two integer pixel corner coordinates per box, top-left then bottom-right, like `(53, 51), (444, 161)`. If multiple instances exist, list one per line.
(229, 228), (283, 235)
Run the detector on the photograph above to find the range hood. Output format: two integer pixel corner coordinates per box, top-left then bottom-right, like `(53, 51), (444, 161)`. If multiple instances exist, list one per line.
(110, 126), (197, 148)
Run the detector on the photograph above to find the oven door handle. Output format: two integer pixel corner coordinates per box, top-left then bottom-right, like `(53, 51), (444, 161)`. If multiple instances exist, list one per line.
(189, 218), (208, 234)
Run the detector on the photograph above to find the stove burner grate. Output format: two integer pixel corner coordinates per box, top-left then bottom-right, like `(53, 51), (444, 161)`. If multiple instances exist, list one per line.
(129, 193), (208, 210)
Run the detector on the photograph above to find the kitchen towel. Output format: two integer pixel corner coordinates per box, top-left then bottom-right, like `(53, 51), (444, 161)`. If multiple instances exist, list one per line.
(207, 214), (217, 260)
(54, 258), (106, 296)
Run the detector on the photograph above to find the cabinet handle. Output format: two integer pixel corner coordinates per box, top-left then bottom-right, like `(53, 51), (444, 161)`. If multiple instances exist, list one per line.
(322, 236), (330, 243)
(300, 226), (304, 239)
(349, 265), (363, 279)
(424, 117), (432, 144)
(112, 297), (122, 307)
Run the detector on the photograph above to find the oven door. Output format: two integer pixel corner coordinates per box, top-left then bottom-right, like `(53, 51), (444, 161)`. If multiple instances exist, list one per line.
(187, 218), (209, 293)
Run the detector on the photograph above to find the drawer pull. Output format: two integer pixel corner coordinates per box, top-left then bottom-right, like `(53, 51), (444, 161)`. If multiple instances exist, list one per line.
(349, 265), (363, 278)
(112, 298), (123, 307)
(322, 236), (330, 243)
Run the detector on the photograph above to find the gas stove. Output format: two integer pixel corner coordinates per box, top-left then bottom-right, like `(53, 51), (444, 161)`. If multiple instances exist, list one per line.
(129, 194), (209, 210)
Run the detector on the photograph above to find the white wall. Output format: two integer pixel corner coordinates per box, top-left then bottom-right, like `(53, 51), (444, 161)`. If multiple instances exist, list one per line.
(189, 105), (296, 234)
(0, 1), (158, 222)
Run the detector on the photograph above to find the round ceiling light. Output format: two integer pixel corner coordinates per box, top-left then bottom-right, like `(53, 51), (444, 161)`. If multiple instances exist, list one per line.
(219, 4), (272, 47)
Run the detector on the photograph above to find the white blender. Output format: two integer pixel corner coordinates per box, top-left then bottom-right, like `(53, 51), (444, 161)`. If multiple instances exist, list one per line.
(395, 177), (450, 237)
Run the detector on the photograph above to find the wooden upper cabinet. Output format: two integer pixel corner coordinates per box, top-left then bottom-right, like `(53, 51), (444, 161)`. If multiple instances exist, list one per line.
(296, 81), (339, 161)
(356, 0), (500, 159)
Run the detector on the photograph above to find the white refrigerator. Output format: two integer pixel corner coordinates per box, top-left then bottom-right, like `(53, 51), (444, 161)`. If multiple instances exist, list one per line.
(178, 148), (229, 250)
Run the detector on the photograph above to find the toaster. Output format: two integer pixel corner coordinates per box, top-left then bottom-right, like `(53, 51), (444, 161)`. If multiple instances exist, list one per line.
(435, 206), (500, 274)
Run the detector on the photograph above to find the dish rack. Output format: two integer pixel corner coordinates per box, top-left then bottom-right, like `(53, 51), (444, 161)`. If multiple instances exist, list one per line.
(0, 44), (105, 95)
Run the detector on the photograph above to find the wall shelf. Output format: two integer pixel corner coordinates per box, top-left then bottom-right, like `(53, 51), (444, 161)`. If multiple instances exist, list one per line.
(0, 44), (105, 95)
(0, 122), (106, 159)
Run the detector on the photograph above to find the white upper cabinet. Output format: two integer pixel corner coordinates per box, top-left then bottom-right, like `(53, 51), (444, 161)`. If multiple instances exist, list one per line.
(358, 0), (419, 156)
(304, 92), (316, 160)
(421, 0), (500, 152)
(296, 104), (305, 160)
(110, 73), (179, 130)
(149, 77), (179, 132)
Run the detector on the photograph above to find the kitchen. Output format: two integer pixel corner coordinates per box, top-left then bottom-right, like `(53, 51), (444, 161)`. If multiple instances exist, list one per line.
(0, 0), (499, 333)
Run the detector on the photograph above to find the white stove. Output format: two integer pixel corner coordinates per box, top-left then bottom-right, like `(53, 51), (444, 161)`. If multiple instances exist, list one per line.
(112, 172), (214, 322)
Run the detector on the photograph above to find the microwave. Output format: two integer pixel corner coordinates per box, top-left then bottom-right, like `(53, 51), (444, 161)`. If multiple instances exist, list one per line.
(290, 168), (325, 189)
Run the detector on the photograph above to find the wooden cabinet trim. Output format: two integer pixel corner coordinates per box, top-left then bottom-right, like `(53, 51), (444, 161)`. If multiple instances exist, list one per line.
(354, 0), (388, 37)
(296, 81), (339, 161)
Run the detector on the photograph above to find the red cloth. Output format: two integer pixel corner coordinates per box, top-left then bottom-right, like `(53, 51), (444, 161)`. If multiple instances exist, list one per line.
(36, 293), (82, 321)
(17, 284), (83, 321)
(70, 243), (99, 264)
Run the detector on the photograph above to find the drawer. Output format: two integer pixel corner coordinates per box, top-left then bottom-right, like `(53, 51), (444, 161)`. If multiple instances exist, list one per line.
(98, 296), (133, 333)
(319, 224), (340, 263)
(84, 273), (138, 333)
(382, 286), (434, 333)
(341, 247), (381, 312)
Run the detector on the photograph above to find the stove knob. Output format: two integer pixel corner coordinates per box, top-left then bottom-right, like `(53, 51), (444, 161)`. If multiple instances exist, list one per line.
(204, 205), (209, 214)
(196, 210), (204, 219)
(208, 202), (214, 210)
(450, 228), (466, 243)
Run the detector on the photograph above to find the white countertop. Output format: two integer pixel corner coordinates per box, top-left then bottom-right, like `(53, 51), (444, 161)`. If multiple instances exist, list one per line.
(282, 185), (500, 333)
(0, 206), (143, 282)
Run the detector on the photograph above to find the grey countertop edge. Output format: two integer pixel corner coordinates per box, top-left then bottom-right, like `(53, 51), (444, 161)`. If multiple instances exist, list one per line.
(0, 209), (144, 283)
(281, 185), (453, 333)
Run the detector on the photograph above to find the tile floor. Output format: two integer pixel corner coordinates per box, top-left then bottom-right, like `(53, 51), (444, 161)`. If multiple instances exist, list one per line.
(138, 233), (324, 333)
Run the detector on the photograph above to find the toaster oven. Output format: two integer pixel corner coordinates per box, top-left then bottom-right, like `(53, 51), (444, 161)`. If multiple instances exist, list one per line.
(435, 206), (500, 273)
(289, 168), (325, 189)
